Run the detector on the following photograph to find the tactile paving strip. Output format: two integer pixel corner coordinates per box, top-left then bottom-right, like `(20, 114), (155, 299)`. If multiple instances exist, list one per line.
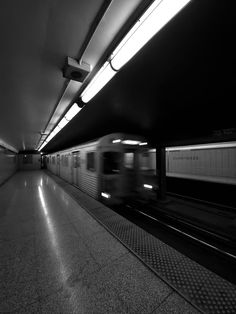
(49, 172), (236, 314)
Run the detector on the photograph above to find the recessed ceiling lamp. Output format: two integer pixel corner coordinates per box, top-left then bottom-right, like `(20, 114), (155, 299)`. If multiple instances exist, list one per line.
(81, 0), (191, 103)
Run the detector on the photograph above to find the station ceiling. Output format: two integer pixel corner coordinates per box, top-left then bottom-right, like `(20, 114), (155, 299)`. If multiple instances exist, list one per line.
(0, 0), (235, 153)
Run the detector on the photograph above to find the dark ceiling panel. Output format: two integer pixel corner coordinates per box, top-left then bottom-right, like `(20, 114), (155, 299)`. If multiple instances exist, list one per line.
(1, 0), (235, 152)
(0, 0), (106, 151)
(45, 0), (236, 151)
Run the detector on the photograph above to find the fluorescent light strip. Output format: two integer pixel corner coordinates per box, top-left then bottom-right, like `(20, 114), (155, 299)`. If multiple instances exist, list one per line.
(81, 62), (116, 103)
(143, 184), (153, 189)
(65, 103), (81, 120)
(166, 141), (236, 151)
(80, 0), (191, 103)
(38, 103), (82, 151)
(58, 117), (69, 129)
(110, 0), (191, 70)
(112, 139), (121, 143)
(139, 142), (148, 146)
(122, 140), (141, 145)
(39, 142), (47, 151)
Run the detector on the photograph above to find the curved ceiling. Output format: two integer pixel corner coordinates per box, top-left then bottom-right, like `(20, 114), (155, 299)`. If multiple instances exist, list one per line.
(0, 0), (235, 153)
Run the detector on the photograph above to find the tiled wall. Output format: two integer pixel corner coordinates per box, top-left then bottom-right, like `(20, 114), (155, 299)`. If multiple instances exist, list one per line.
(0, 147), (18, 185)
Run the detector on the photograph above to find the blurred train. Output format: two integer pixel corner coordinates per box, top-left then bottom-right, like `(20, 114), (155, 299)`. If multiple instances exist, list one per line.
(46, 133), (157, 205)
(46, 134), (236, 205)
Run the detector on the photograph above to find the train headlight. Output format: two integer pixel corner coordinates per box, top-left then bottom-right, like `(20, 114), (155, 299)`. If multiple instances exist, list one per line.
(101, 192), (111, 199)
(143, 184), (153, 190)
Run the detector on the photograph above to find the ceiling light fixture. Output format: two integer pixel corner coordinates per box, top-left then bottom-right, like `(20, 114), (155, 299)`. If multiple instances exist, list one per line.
(80, 0), (191, 103)
(38, 103), (82, 151)
(81, 62), (116, 103)
(139, 142), (148, 146)
(122, 140), (141, 145)
(65, 103), (81, 120)
(110, 0), (191, 71)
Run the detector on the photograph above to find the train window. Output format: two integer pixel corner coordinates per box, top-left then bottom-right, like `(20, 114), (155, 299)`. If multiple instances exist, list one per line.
(87, 152), (96, 171)
(73, 151), (80, 168)
(139, 151), (156, 174)
(124, 152), (134, 169)
(103, 152), (122, 174)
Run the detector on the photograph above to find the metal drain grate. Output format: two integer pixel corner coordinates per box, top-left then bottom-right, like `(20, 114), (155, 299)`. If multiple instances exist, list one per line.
(48, 172), (236, 314)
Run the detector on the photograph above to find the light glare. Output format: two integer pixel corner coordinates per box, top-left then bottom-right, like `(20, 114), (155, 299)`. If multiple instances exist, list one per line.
(122, 140), (141, 145)
(143, 184), (153, 189)
(139, 142), (148, 146)
(101, 192), (111, 199)
(112, 139), (121, 143)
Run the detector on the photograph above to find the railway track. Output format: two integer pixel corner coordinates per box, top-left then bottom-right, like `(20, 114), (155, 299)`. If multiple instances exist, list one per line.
(110, 198), (236, 284)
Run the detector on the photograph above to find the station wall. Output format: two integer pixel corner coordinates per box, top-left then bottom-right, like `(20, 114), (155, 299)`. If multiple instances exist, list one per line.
(0, 147), (18, 185)
(18, 153), (41, 171)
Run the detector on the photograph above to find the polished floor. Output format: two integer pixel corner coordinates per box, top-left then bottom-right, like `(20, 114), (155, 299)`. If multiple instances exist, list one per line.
(0, 171), (202, 313)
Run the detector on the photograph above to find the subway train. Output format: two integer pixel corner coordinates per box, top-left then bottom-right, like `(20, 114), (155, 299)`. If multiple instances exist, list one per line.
(46, 134), (236, 205)
(46, 133), (157, 205)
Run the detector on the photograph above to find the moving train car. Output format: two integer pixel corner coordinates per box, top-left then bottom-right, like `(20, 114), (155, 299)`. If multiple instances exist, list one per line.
(47, 135), (236, 207)
(46, 133), (157, 204)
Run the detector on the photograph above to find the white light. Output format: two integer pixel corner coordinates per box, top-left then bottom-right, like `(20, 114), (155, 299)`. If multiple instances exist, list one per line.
(46, 132), (55, 142)
(143, 184), (153, 189)
(39, 141), (47, 151)
(139, 142), (148, 146)
(110, 0), (191, 70)
(166, 141), (236, 151)
(101, 192), (111, 199)
(122, 140), (141, 145)
(81, 62), (116, 103)
(112, 139), (121, 143)
(58, 117), (69, 129)
(53, 126), (61, 135)
(65, 103), (81, 121)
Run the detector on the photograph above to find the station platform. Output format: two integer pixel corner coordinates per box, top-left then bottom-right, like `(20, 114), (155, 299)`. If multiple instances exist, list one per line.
(1, 171), (236, 313)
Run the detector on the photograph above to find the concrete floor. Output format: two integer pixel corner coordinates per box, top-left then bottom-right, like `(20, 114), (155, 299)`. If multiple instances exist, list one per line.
(0, 171), (201, 313)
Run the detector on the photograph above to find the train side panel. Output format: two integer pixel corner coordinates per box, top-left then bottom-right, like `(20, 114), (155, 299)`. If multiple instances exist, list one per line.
(47, 155), (57, 175)
(78, 146), (99, 198)
(60, 152), (72, 183)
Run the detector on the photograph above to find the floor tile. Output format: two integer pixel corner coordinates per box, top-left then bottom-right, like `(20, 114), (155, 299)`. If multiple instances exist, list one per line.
(35, 228), (100, 298)
(81, 229), (130, 267)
